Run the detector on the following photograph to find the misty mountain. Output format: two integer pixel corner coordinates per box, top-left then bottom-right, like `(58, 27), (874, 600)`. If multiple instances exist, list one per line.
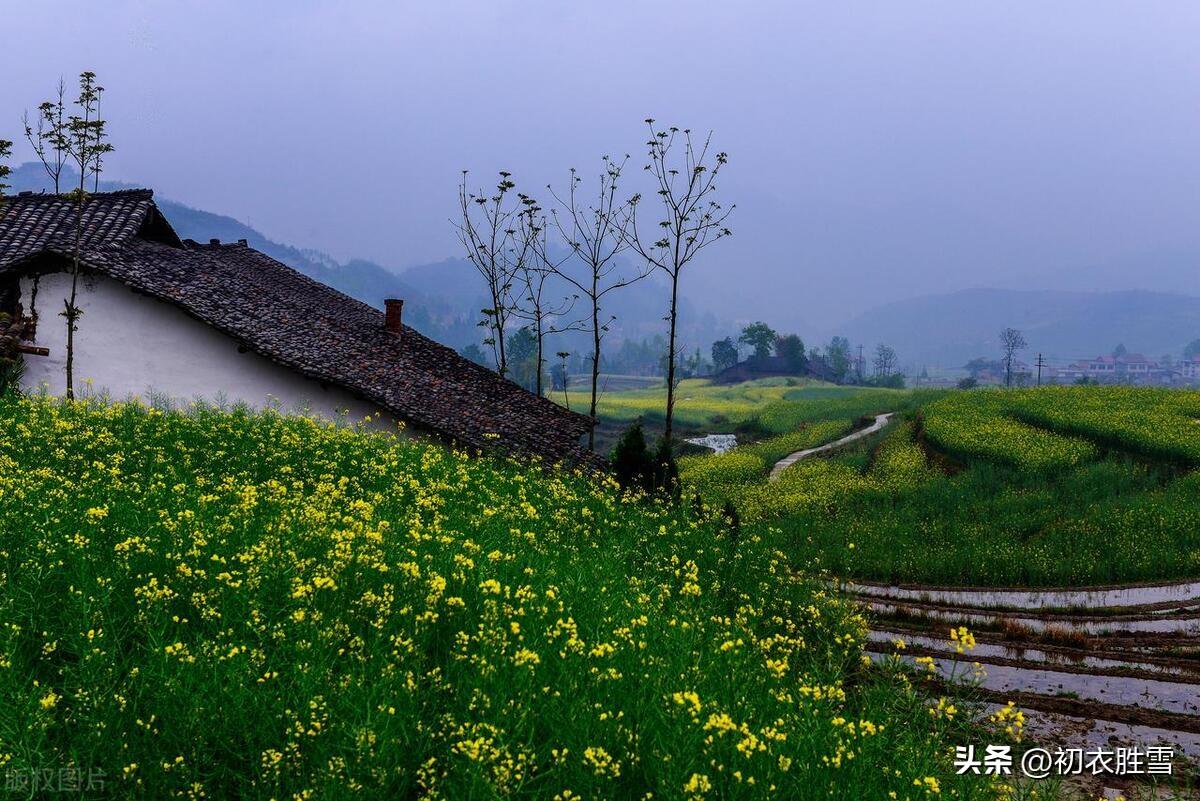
(839, 288), (1200, 370)
(995, 251), (1200, 302)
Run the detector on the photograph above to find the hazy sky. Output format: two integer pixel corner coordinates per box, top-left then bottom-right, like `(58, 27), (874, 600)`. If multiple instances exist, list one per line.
(5, 1), (1200, 331)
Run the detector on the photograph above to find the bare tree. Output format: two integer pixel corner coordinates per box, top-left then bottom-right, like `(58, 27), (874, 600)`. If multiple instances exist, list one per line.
(510, 203), (583, 397)
(453, 171), (537, 378)
(61, 71), (114, 400)
(0, 139), (11, 199)
(1000, 327), (1027, 387)
(23, 78), (69, 193)
(873, 344), (897, 378)
(0, 140), (11, 254)
(22, 81), (71, 331)
(622, 121), (733, 445)
(545, 157), (652, 449)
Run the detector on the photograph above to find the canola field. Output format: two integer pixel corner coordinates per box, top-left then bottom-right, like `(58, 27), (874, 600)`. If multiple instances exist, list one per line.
(0, 396), (1001, 800)
(921, 393), (1095, 472)
(680, 386), (1200, 586)
(1004, 386), (1200, 465)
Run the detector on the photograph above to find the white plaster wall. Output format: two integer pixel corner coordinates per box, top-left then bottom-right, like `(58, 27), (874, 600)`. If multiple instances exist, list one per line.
(19, 272), (405, 431)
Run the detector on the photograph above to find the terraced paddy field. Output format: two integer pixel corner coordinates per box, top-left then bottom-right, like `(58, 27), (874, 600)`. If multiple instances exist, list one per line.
(680, 386), (1200, 588)
(673, 385), (1200, 791)
(860, 577), (1200, 793)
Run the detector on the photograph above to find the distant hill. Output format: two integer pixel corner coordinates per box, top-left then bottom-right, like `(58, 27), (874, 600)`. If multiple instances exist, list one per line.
(838, 288), (1200, 369)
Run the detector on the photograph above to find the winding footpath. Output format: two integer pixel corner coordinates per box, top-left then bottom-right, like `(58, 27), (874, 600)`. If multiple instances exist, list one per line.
(768, 412), (895, 480)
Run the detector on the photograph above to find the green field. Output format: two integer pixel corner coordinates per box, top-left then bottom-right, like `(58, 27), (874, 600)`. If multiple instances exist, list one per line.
(671, 384), (1200, 586)
(564, 377), (920, 450)
(0, 395), (1004, 799)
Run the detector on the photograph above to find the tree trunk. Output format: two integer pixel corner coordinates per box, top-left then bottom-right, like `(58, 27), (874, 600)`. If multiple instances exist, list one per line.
(664, 270), (680, 447)
(561, 361), (572, 411)
(587, 283), (601, 451)
(492, 285), (507, 378)
(66, 194), (83, 400)
(65, 280), (79, 400)
(534, 317), (544, 397)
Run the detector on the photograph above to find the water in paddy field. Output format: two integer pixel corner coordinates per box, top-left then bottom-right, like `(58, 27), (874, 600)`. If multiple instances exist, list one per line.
(685, 434), (738, 454)
(873, 652), (1200, 717)
(858, 575), (1200, 769)
(846, 580), (1200, 611)
(865, 600), (1200, 634)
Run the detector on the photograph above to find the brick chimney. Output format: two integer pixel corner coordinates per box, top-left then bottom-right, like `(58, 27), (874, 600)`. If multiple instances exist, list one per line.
(384, 298), (404, 335)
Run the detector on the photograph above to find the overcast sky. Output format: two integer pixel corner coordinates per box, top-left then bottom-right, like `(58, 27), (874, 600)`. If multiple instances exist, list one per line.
(5, 1), (1199, 330)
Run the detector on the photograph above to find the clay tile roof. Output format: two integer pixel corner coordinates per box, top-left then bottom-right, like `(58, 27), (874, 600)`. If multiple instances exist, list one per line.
(0, 190), (593, 464)
(0, 189), (178, 267)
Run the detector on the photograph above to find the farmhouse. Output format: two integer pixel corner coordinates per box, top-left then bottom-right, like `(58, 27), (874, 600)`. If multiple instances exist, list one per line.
(1061, 353), (1174, 385)
(0, 190), (592, 462)
(1180, 354), (1200, 382)
(710, 354), (798, 384)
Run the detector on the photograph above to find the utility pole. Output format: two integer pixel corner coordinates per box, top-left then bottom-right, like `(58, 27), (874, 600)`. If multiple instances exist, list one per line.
(857, 344), (864, 382)
(1035, 353), (1046, 386)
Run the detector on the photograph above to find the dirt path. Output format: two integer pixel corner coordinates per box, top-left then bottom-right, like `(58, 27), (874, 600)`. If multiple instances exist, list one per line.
(768, 412), (894, 480)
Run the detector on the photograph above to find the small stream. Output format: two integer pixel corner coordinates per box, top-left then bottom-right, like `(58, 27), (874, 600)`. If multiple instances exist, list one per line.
(685, 433), (738, 454)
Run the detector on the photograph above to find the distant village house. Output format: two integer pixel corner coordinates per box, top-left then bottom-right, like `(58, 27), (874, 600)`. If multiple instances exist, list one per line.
(1059, 353), (1184, 385)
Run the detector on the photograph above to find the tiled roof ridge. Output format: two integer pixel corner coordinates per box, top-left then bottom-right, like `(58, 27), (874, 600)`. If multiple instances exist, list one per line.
(6, 187), (154, 201)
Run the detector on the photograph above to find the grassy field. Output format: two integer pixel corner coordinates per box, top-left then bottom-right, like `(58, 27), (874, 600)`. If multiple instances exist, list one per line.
(0, 395), (1009, 799)
(674, 385), (1200, 587)
(563, 377), (920, 451)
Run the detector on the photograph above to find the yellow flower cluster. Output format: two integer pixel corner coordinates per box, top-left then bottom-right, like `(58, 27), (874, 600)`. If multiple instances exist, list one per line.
(990, 701), (1026, 742)
(948, 626), (976, 654)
